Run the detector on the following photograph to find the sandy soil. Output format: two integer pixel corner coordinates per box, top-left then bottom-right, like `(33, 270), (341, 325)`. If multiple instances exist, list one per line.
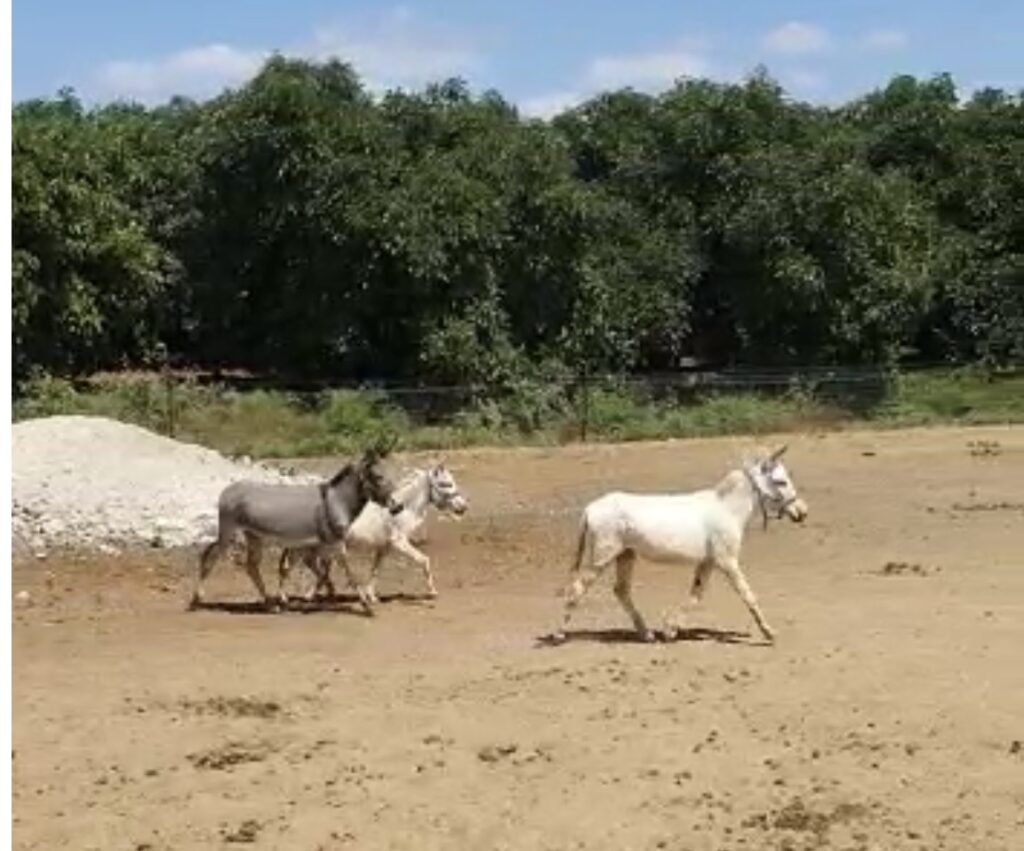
(12, 425), (1024, 850)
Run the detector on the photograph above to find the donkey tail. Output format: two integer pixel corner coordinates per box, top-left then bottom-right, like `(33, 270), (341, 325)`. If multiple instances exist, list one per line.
(558, 515), (590, 597)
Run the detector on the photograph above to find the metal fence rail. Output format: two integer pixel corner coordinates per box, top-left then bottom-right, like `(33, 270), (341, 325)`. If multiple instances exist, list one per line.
(121, 362), (1020, 440)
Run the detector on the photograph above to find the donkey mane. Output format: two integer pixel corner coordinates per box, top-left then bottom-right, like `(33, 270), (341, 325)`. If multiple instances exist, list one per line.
(393, 468), (423, 490)
(327, 463), (356, 487)
(714, 469), (748, 498)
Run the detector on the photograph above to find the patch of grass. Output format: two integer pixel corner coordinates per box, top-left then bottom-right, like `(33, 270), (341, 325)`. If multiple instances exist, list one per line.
(12, 367), (1024, 458)
(873, 368), (1024, 426)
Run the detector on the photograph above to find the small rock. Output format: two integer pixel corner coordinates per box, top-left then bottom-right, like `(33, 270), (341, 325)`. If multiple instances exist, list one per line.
(15, 591), (32, 607)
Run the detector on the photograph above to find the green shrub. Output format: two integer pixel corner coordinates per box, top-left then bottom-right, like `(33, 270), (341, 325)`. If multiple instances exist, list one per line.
(12, 367), (1024, 458)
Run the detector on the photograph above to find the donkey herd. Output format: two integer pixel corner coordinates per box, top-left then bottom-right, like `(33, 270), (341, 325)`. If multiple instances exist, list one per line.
(190, 441), (808, 644)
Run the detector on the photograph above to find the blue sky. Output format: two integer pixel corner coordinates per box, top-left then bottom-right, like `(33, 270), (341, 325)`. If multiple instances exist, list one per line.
(13, 1), (1024, 114)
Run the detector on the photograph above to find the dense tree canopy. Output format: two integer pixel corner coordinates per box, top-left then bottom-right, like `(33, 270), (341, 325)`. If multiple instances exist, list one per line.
(11, 61), (1024, 386)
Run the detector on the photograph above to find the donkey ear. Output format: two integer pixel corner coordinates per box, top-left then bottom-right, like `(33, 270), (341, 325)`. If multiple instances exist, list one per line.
(370, 434), (396, 459)
(769, 444), (789, 462)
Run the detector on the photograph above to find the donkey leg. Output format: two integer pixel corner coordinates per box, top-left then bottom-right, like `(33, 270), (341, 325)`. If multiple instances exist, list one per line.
(717, 558), (775, 643)
(663, 559), (713, 641)
(337, 551), (375, 617)
(613, 551), (654, 642)
(241, 533), (275, 611)
(314, 553), (337, 599)
(304, 551), (333, 601)
(365, 550), (385, 605)
(296, 551), (320, 602)
(555, 549), (613, 641)
(191, 537), (226, 610)
(276, 548), (295, 607)
(392, 536), (437, 599)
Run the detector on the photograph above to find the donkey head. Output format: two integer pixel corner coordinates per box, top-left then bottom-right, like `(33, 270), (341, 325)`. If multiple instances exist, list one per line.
(753, 444), (808, 523)
(427, 462), (468, 516)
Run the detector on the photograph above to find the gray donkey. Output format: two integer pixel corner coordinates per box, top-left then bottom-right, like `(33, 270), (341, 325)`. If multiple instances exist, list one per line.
(190, 446), (402, 614)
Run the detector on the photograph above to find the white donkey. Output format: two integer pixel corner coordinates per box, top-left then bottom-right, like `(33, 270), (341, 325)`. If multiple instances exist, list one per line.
(551, 445), (808, 645)
(278, 463), (468, 604)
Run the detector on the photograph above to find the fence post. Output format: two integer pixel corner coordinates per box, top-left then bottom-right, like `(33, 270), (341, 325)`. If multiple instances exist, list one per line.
(156, 343), (176, 438)
(578, 366), (590, 442)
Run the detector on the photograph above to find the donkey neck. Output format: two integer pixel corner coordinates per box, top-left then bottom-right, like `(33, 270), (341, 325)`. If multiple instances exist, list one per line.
(393, 469), (431, 520)
(322, 472), (366, 533)
(715, 469), (760, 528)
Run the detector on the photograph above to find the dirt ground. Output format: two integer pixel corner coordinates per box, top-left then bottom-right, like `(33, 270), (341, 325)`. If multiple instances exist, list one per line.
(12, 425), (1024, 851)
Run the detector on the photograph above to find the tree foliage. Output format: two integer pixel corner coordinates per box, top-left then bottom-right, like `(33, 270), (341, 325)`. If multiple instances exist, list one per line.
(11, 63), (1024, 387)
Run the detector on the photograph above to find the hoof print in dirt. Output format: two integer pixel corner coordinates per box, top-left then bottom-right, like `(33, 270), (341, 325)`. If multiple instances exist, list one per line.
(187, 741), (273, 771)
(967, 440), (1002, 457)
(222, 819), (262, 844)
(179, 696), (283, 720)
(478, 743), (518, 763)
(878, 561), (934, 577)
(741, 798), (869, 843)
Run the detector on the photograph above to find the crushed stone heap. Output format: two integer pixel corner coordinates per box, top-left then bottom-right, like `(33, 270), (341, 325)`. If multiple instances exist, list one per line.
(12, 415), (317, 554)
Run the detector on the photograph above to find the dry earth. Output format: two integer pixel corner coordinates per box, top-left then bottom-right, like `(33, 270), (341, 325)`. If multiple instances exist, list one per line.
(12, 426), (1024, 850)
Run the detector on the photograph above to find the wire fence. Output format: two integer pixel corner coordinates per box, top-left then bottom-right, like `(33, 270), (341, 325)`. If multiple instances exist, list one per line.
(128, 361), (1020, 441)
(29, 358), (1020, 446)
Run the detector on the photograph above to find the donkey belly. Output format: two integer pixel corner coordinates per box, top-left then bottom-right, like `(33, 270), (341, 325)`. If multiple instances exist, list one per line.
(235, 507), (324, 546)
(624, 517), (709, 565)
(250, 530), (324, 548)
(631, 539), (705, 565)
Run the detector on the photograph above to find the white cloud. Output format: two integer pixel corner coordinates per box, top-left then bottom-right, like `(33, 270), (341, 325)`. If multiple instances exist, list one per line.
(519, 40), (711, 120)
(584, 48), (708, 89)
(859, 29), (909, 52)
(310, 14), (480, 93)
(89, 6), (482, 103)
(96, 44), (265, 102)
(519, 90), (585, 119)
(783, 68), (828, 93)
(762, 21), (832, 55)
(960, 79), (1024, 102)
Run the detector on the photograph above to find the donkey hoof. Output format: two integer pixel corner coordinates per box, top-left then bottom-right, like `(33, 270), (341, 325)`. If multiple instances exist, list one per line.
(187, 596), (203, 612)
(545, 630), (568, 646)
(639, 630), (658, 644)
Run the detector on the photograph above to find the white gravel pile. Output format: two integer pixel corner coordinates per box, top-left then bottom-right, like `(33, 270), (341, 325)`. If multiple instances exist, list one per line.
(12, 415), (318, 554)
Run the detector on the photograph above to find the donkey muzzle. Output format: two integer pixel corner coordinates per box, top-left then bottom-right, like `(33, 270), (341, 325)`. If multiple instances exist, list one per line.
(387, 497), (404, 515)
(784, 498), (809, 523)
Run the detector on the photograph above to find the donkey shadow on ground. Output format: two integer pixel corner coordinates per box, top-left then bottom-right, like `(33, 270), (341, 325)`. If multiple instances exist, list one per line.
(535, 626), (759, 648)
(190, 590), (435, 618)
